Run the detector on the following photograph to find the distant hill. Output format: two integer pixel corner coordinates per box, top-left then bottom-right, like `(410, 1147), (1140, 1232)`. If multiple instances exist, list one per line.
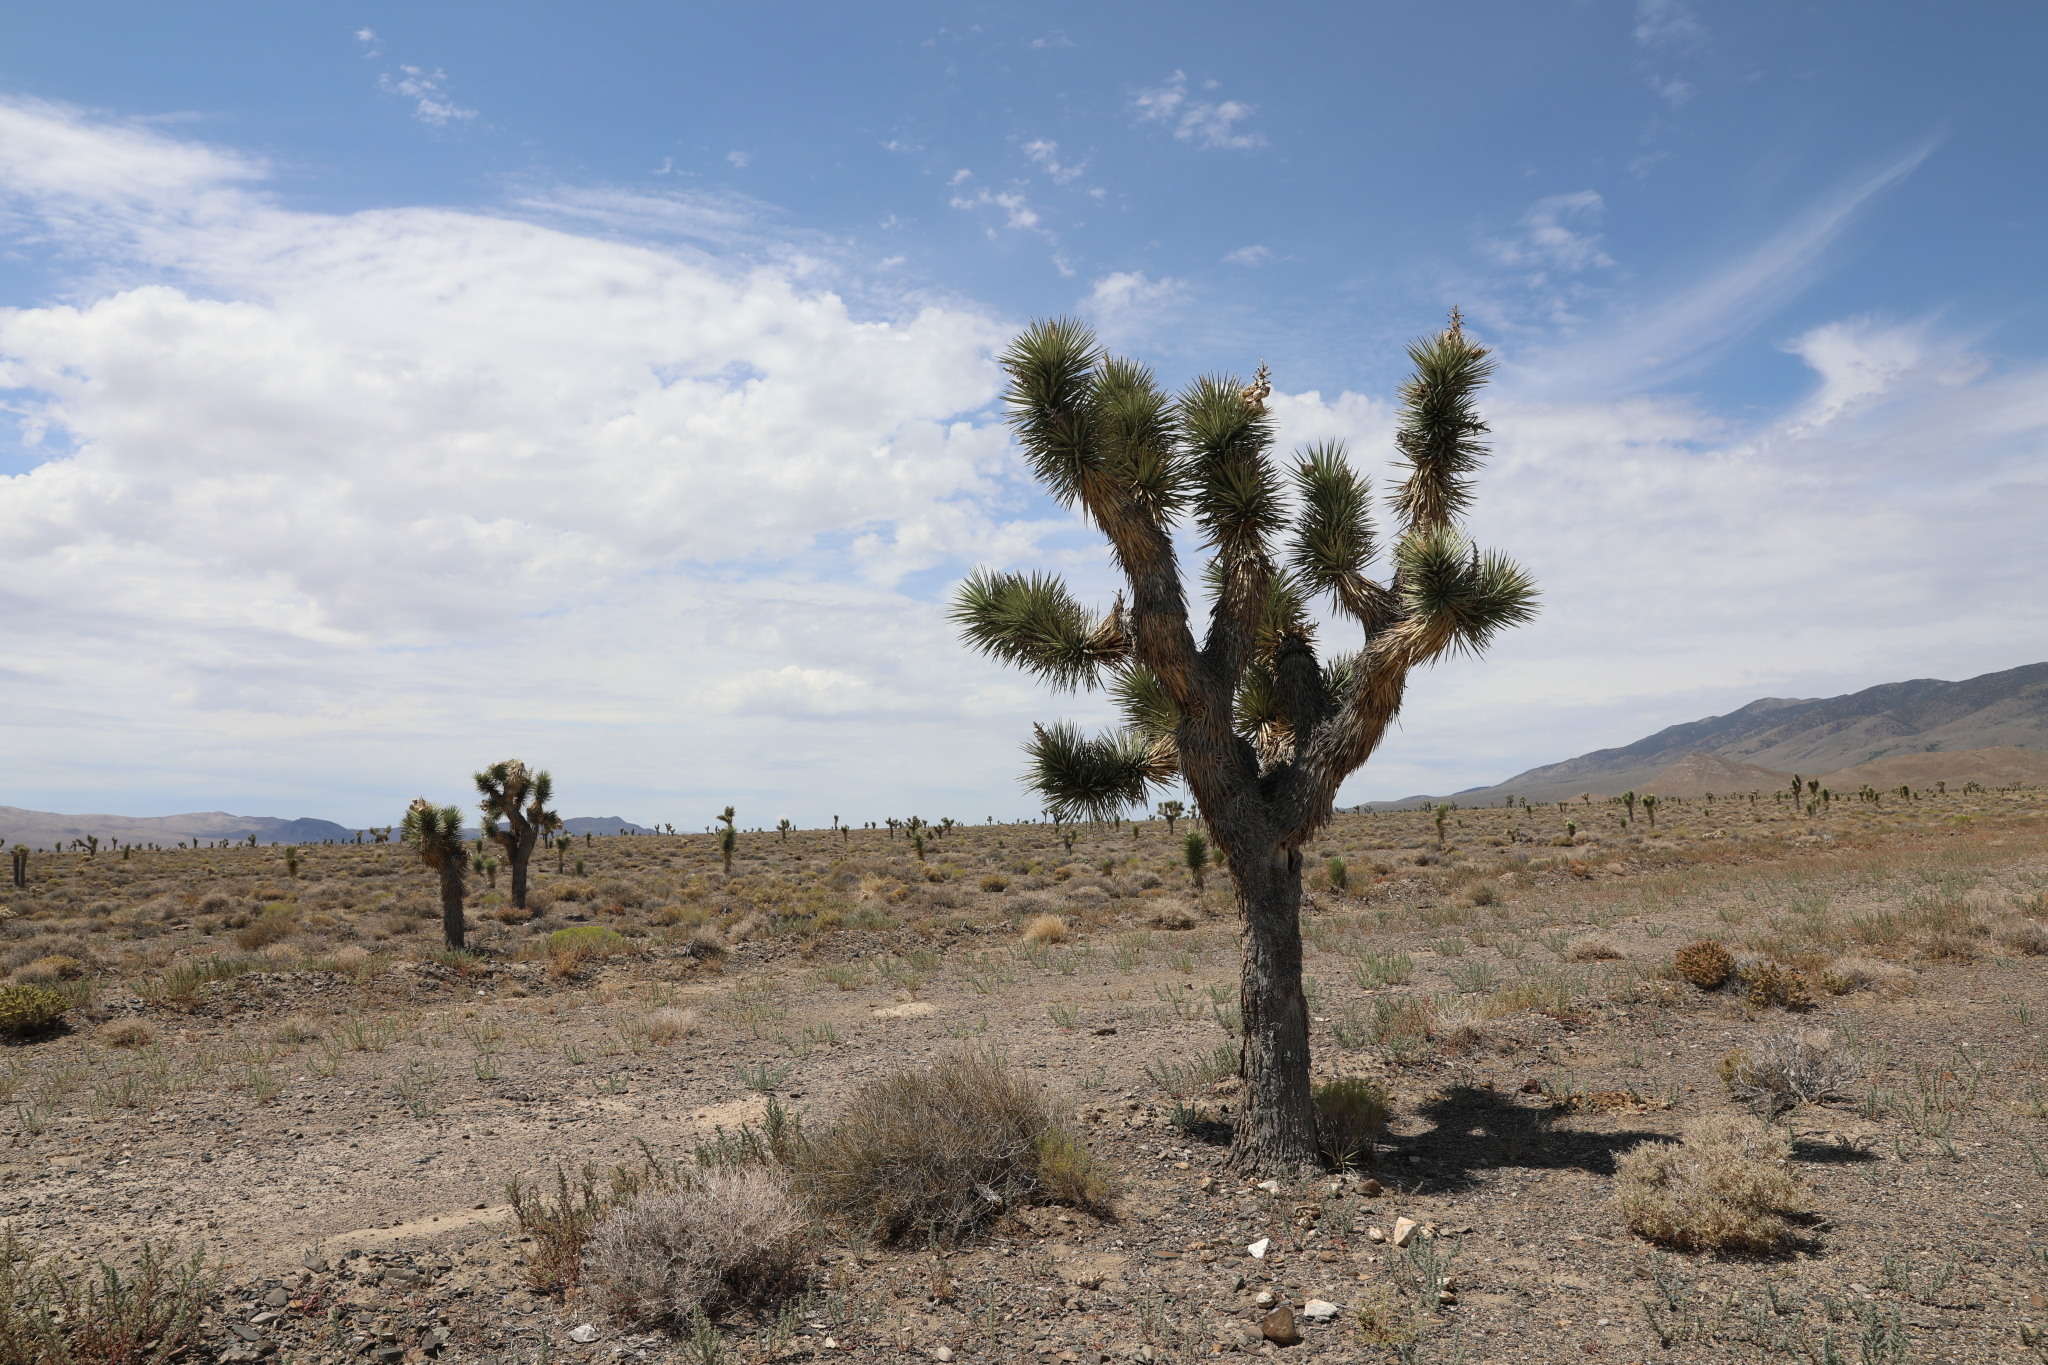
(0, 807), (356, 848)
(1639, 752), (1794, 799)
(1365, 660), (2048, 807)
(0, 806), (663, 848)
(1814, 745), (2048, 793)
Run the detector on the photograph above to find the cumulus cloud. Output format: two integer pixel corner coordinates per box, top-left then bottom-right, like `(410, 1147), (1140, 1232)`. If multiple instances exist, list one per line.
(0, 97), (1068, 821)
(1021, 139), (1084, 185)
(1079, 271), (1191, 342)
(1222, 245), (1272, 266)
(1131, 72), (1264, 150)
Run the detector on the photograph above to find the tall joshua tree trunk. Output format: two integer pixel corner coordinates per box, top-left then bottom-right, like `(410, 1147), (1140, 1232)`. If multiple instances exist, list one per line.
(403, 798), (469, 950)
(953, 313), (1537, 1174)
(476, 761), (561, 911)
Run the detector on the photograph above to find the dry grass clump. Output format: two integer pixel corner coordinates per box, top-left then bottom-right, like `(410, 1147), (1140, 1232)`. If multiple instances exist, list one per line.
(978, 874), (1010, 893)
(645, 1007), (699, 1044)
(1672, 939), (1734, 989)
(1996, 918), (2048, 955)
(101, 1020), (153, 1049)
(685, 924), (726, 959)
(1565, 934), (1623, 961)
(581, 1168), (812, 1329)
(1313, 1076), (1390, 1169)
(1738, 960), (1814, 1011)
(1614, 1115), (1803, 1253)
(1818, 955), (1913, 995)
(14, 955), (86, 984)
(1719, 1030), (1861, 1112)
(1021, 913), (1070, 945)
(330, 945), (371, 973)
(795, 1053), (1112, 1243)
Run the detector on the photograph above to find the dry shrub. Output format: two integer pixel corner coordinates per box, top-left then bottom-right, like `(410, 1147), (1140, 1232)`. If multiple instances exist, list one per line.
(581, 1169), (812, 1328)
(1147, 906), (1198, 930)
(15, 955), (85, 984)
(1818, 955), (1913, 995)
(1464, 880), (1499, 907)
(1739, 961), (1814, 1011)
(232, 915), (297, 952)
(1921, 932), (1978, 961)
(1314, 1076), (1390, 1168)
(1997, 919), (2048, 955)
(978, 874), (1011, 893)
(261, 941), (301, 962)
(330, 945), (371, 973)
(646, 1008), (699, 1044)
(1021, 914), (1069, 945)
(494, 904), (536, 925)
(1614, 1115), (1802, 1253)
(1672, 940), (1734, 989)
(1565, 934), (1623, 961)
(1719, 1030), (1861, 1112)
(101, 1020), (153, 1049)
(795, 1053), (1113, 1243)
(726, 913), (767, 943)
(686, 925), (726, 959)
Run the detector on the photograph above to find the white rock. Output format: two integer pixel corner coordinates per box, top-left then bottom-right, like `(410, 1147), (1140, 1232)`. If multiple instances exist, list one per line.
(1256, 1179), (1281, 1193)
(567, 1325), (600, 1344)
(1300, 1300), (1340, 1323)
(1247, 1238), (1272, 1260)
(1391, 1217), (1418, 1248)
(1367, 1226), (1387, 1243)
(1254, 1290), (1276, 1308)
(934, 1349), (955, 1362)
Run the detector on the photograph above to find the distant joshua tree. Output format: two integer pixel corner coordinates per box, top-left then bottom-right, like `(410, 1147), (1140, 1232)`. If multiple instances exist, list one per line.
(777, 818), (793, 842)
(952, 313), (1536, 1173)
(402, 798), (469, 950)
(1156, 800), (1187, 835)
(717, 806), (737, 873)
(475, 760), (561, 912)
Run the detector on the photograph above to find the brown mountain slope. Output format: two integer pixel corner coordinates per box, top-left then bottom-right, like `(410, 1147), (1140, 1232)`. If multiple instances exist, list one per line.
(1815, 745), (2048, 793)
(1638, 751), (1792, 798)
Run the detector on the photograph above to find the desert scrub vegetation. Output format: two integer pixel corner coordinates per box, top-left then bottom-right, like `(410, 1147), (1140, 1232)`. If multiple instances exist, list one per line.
(0, 983), (70, 1036)
(795, 1051), (1113, 1243)
(1614, 1114), (1805, 1253)
(1718, 1030), (1861, 1113)
(582, 1168), (813, 1330)
(0, 1229), (219, 1364)
(1671, 938), (1734, 989)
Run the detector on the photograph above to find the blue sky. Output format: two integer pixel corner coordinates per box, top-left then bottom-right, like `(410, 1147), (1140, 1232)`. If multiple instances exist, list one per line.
(2, 2), (2044, 826)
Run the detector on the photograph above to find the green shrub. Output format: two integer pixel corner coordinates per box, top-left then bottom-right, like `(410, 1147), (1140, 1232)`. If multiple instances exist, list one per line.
(0, 984), (69, 1036)
(1672, 940), (1734, 990)
(1314, 1076), (1390, 1169)
(0, 1227), (219, 1361)
(795, 1052), (1114, 1243)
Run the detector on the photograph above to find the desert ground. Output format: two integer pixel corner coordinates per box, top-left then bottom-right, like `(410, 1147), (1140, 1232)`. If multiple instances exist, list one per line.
(3, 784), (2046, 1364)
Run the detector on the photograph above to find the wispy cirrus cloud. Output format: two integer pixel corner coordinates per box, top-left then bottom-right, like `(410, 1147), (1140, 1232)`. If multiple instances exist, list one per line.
(377, 64), (478, 126)
(1021, 139), (1085, 185)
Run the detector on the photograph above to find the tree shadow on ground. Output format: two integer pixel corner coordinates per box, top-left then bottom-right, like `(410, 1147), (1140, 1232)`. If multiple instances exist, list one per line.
(1389, 1084), (1675, 1190)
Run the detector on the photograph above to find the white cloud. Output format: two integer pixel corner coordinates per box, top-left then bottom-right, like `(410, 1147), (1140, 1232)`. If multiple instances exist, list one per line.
(354, 28), (376, 42)
(1646, 73), (1696, 107)
(1029, 31), (1074, 50)
(1131, 72), (1264, 151)
(1222, 245), (1272, 266)
(1486, 191), (1615, 274)
(1078, 271), (1190, 342)
(0, 97), (1070, 823)
(378, 65), (478, 125)
(1634, 0), (1704, 50)
(1781, 316), (1985, 432)
(949, 186), (1041, 232)
(1021, 139), (1084, 185)
(727, 150), (751, 168)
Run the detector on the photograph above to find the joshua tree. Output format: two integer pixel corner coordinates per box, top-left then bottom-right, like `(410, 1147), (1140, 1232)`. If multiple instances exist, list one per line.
(1156, 800), (1187, 834)
(777, 818), (793, 842)
(1642, 794), (1659, 828)
(1432, 802), (1451, 850)
(9, 846), (26, 889)
(402, 798), (469, 950)
(1183, 830), (1208, 890)
(1622, 790), (1639, 824)
(475, 761), (560, 912)
(285, 847), (299, 879)
(952, 313), (1536, 1172)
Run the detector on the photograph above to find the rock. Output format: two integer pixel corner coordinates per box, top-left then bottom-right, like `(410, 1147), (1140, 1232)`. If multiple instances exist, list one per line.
(567, 1324), (599, 1344)
(1254, 1290), (1276, 1308)
(1247, 1238), (1271, 1260)
(1256, 1180), (1281, 1193)
(1438, 1289), (1458, 1306)
(1199, 1175), (1217, 1193)
(1260, 1306), (1301, 1346)
(1367, 1226), (1386, 1244)
(1361, 1178), (1382, 1197)
(262, 1287), (290, 1307)
(1391, 1218), (1419, 1248)
(1300, 1300), (1340, 1324)
(934, 1349), (955, 1362)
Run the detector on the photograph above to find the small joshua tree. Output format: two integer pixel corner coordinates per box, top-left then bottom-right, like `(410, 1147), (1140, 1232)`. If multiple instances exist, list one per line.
(402, 799), (469, 950)
(953, 313), (1536, 1172)
(1433, 802), (1451, 850)
(777, 818), (793, 842)
(1156, 800), (1186, 834)
(1183, 830), (1208, 891)
(1642, 794), (1659, 828)
(475, 760), (561, 912)
(9, 846), (26, 889)
(717, 807), (737, 874)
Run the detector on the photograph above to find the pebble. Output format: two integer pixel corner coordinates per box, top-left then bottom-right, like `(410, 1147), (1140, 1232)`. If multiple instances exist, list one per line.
(1300, 1300), (1340, 1323)
(1256, 1180), (1281, 1193)
(1367, 1226), (1387, 1244)
(934, 1348), (954, 1362)
(1391, 1217), (1419, 1248)
(1247, 1238), (1271, 1260)
(568, 1324), (600, 1344)
(1254, 1291), (1276, 1309)
(262, 1287), (290, 1307)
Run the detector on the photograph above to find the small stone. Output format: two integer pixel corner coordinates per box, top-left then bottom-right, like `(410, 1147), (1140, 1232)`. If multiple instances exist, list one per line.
(1199, 1175), (1217, 1193)
(567, 1324), (600, 1344)
(1260, 1306), (1301, 1347)
(1367, 1227), (1386, 1244)
(1254, 1290), (1276, 1308)
(1257, 1180), (1281, 1193)
(1247, 1238), (1271, 1260)
(1360, 1179), (1382, 1197)
(262, 1287), (290, 1307)
(934, 1348), (955, 1362)
(1391, 1218), (1419, 1248)
(823, 1339), (839, 1350)
(1300, 1300), (1340, 1324)
(1438, 1290), (1457, 1306)
(2030, 1290), (2048, 1311)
